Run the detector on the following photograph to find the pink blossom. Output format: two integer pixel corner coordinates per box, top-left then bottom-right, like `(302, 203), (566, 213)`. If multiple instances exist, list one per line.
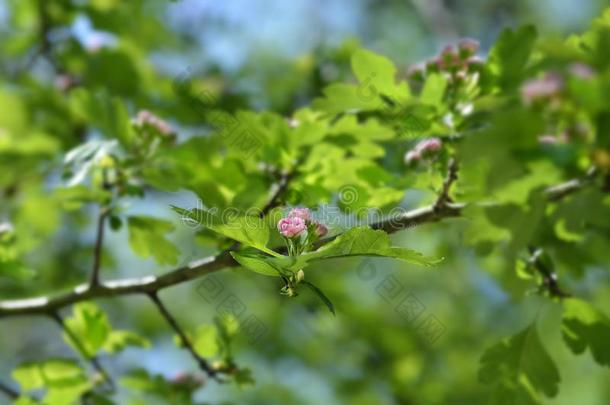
(288, 207), (311, 222)
(415, 137), (443, 154)
(538, 133), (568, 145)
(278, 216), (306, 238)
(136, 110), (173, 136)
(404, 150), (421, 164)
(538, 135), (559, 145)
(569, 63), (594, 79)
(520, 74), (563, 105)
(314, 222), (328, 237)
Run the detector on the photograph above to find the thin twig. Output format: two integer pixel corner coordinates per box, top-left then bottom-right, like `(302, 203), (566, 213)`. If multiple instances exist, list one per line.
(90, 208), (108, 287)
(0, 380), (19, 400)
(0, 171), (596, 319)
(527, 247), (570, 298)
(434, 158), (458, 211)
(50, 312), (115, 392)
(90, 169), (112, 287)
(260, 169), (295, 217)
(147, 291), (219, 379)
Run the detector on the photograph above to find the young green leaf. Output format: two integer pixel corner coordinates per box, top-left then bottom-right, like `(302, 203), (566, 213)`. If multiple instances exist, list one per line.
(562, 298), (610, 367)
(127, 215), (180, 265)
(351, 48), (411, 102)
(479, 322), (560, 402)
(103, 330), (151, 354)
(171, 206), (277, 256)
(64, 303), (111, 358)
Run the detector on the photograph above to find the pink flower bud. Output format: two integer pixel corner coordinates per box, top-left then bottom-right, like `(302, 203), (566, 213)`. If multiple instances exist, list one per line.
(439, 45), (459, 70)
(520, 73), (563, 105)
(466, 56), (485, 73)
(136, 110), (174, 136)
(404, 150), (421, 165)
(288, 207), (311, 222)
(538, 134), (559, 145)
(538, 133), (568, 145)
(569, 63), (594, 79)
(278, 216), (306, 238)
(407, 64), (425, 80)
(458, 39), (479, 58)
(415, 137), (443, 155)
(314, 222), (328, 237)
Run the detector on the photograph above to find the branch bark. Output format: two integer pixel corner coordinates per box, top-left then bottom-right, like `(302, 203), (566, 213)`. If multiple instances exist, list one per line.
(90, 208), (108, 287)
(0, 172), (596, 319)
(0, 380), (19, 400)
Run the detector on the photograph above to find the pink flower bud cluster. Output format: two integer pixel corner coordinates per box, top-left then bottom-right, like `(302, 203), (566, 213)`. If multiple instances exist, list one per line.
(404, 137), (443, 165)
(135, 110), (174, 136)
(520, 73), (563, 106)
(277, 207), (327, 239)
(410, 39), (483, 83)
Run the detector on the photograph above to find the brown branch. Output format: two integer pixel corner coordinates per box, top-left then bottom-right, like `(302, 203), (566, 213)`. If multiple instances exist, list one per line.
(147, 291), (218, 379)
(0, 380), (19, 400)
(50, 312), (115, 392)
(90, 208), (108, 287)
(0, 172), (596, 319)
(260, 169), (295, 217)
(434, 158), (458, 211)
(90, 169), (112, 287)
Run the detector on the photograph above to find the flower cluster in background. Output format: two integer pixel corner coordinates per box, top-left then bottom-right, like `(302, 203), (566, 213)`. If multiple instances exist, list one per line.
(408, 38), (483, 85)
(519, 63), (596, 146)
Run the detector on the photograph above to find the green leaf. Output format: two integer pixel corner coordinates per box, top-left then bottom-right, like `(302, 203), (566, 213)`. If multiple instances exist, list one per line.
(103, 330), (151, 354)
(420, 73), (448, 107)
(484, 25), (537, 90)
(64, 303), (112, 358)
(171, 206), (276, 256)
(302, 281), (335, 315)
(351, 48), (410, 102)
(127, 216), (180, 265)
(231, 250), (284, 277)
(12, 359), (87, 391)
(69, 89), (133, 146)
(479, 322), (560, 403)
(192, 324), (220, 358)
(233, 227), (441, 277)
(562, 298), (610, 367)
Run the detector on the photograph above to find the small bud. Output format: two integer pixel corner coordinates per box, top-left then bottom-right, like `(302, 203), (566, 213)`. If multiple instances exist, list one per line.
(135, 110), (174, 137)
(452, 70), (467, 84)
(404, 150), (421, 165)
(54, 74), (77, 92)
(314, 222), (328, 237)
(407, 64), (425, 81)
(439, 45), (459, 70)
(458, 38), (479, 58)
(466, 56), (485, 73)
(296, 269), (305, 283)
(426, 59), (440, 73)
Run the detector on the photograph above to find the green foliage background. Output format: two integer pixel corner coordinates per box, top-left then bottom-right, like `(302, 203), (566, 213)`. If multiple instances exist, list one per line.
(1, 0), (610, 404)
